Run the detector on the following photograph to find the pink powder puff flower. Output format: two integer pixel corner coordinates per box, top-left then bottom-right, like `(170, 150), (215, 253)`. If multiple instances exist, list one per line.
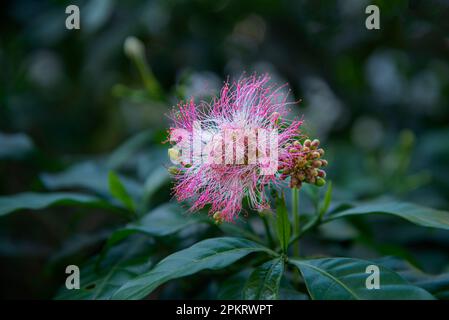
(167, 74), (303, 222)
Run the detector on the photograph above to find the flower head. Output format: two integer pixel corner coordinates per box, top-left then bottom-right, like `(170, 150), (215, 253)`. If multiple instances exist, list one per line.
(279, 138), (328, 188)
(167, 74), (306, 221)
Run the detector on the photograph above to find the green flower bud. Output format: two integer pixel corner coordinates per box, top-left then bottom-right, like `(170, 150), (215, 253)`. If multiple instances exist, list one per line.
(317, 169), (326, 178)
(124, 36), (145, 61)
(312, 160), (322, 168)
(311, 139), (320, 149)
(168, 147), (181, 164)
(304, 139), (311, 147)
(311, 151), (321, 159)
(316, 177), (326, 187)
(168, 166), (180, 175)
(213, 211), (223, 225)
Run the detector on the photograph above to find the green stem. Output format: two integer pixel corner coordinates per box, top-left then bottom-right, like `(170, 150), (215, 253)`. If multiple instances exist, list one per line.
(133, 56), (163, 100)
(292, 187), (300, 256)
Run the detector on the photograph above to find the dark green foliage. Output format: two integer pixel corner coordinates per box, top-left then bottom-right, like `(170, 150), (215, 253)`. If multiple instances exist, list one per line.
(1, 0), (449, 300)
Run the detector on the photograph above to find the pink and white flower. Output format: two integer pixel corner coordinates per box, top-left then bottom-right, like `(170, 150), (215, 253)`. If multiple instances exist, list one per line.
(167, 74), (303, 221)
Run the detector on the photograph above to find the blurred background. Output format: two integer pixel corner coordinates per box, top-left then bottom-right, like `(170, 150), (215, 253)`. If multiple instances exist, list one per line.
(0, 0), (448, 299)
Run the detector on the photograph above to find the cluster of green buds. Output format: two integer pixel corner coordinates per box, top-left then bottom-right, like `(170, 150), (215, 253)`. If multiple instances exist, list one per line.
(279, 138), (328, 189)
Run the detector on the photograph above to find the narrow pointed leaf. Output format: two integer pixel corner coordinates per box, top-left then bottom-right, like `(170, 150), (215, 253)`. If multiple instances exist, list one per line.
(56, 239), (154, 300)
(0, 192), (109, 217)
(112, 237), (275, 300)
(41, 161), (142, 200)
(100, 203), (204, 256)
(0, 132), (34, 159)
(319, 181), (333, 217)
(324, 200), (449, 231)
(108, 171), (136, 211)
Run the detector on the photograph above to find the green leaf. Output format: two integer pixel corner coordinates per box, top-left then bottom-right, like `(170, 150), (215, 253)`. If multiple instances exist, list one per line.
(324, 200), (449, 231)
(375, 256), (449, 300)
(0, 192), (109, 217)
(111, 237), (276, 300)
(278, 278), (309, 300)
(130, 203), (202, 236)
(108, 171), (135, 211)
(141, 166), (170, 205)
(217, 270), (251, 299)
(319, 181), (333, 217)
(101, 203), (203, 254)
(41, 161), (142, 200)
(219, 222), (264, 244)
(279, 285), (309, 300)
(56, 238), (154, 300)
(57, 257), (153, 300)
(290, 257), (435, 300)
(414, 274), (449, 300)
(107, 130), (153, 170)
(275, 192), (291, 253)
(0, 132), (34, 159)
(48, 230), (111, 266)
(243, 258), (284, 300)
